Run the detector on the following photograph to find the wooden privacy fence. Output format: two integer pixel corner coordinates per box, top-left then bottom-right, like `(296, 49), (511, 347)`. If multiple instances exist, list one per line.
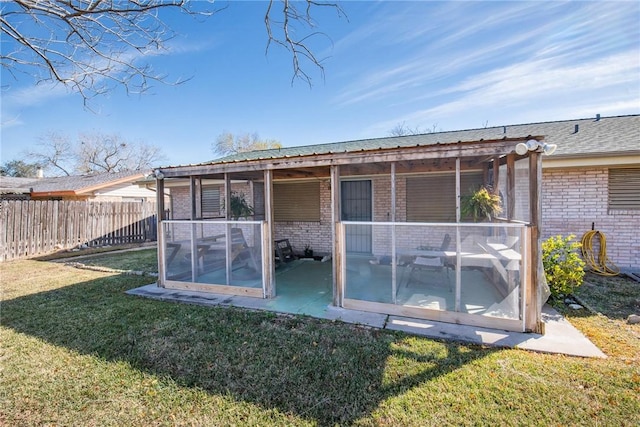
(0, 200), (158, 261)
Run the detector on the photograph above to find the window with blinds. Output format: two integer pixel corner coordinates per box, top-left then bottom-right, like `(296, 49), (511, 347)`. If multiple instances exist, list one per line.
(201, 186), (221, 218)
(406, 172), (484, 222)
(608, 168), (640, 210)
(274, 182), (321, 221)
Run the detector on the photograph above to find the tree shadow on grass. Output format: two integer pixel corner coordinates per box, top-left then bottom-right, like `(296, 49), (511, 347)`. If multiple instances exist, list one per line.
(573, 274), (640, 320)
(1, 273), (497, 425)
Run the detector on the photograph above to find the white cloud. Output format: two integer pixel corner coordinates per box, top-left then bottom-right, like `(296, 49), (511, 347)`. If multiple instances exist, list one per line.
(366, 49), (639, 135)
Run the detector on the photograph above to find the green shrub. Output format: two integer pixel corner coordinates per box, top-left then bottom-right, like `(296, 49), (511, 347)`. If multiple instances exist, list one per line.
(542, 234), (586, 298)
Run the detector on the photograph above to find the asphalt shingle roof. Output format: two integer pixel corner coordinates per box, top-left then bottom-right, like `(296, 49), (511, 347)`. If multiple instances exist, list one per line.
(0, 170), (146, 194)
(169, 114), (639, 169)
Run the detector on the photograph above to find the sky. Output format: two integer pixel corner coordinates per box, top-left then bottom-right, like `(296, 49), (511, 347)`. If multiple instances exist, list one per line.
(1, 1), (639, 170)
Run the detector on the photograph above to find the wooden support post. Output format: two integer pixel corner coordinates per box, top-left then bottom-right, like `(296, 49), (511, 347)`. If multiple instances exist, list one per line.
(506, 154), (515, 220)
(492, 156), (500, 193)
(189, 176), (197, 221)
(224, 173), (232, 284)
(455, 157), (461, 312)
(390, 162), (397, 304)
(526, 152), (544, 333)
(156, 175), (166, 288)
(263, 169), (275, 298)
(331, 165), (342, 307)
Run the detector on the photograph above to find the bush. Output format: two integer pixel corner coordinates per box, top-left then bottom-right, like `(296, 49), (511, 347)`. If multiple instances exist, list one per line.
(542, 234), (586, 299)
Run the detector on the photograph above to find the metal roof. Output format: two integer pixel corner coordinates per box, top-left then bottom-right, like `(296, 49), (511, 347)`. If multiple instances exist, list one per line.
(161, 114), (639, 169)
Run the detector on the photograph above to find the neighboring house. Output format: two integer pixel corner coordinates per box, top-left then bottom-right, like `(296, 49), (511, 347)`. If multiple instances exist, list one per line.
(0, 170), (157, 202)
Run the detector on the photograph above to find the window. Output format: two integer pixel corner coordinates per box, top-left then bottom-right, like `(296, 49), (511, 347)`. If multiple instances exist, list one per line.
(201, 186), (221, 218)
(274, 182), (321, 221)
(609, 168), (640, 210)
(406, 172), (484, 222)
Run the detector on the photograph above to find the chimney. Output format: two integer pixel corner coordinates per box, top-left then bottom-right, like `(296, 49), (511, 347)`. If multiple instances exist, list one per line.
(37, 167), (44, 179)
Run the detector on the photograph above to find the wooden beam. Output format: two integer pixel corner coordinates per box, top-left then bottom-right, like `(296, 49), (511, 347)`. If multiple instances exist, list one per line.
(224, 174), (232, 283)
(525, 152), (543, 333)
(156, 176), (166, 287)
(158, 140), (526, 178)
(163, 280), (264, 298)
(342, 299), (524, 332)
(264, 170), (275, 298)
(331, 165), (342, 307)
(455, 157), (461, 312)
(189, 176), (197, 220)
(493, 156), (500, 193)
(506, 154), (515, 219)
(391, 162), (397, 304)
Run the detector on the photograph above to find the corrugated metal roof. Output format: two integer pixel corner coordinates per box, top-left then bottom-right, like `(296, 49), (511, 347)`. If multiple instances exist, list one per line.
(160, 114), (639, 169)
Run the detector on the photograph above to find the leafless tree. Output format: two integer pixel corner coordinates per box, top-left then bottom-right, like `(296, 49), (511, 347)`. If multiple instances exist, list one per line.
(1, 1), (343, 102)
(75, 132), (165, 173)
(27, 132), (75, 176)
(389, 122), (442, 137)
(25, 131), (166, 176)
(213, 131), (282, 157)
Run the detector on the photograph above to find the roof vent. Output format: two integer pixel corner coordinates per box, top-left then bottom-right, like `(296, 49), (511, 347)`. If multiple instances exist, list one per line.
(503, 126), (507, 134)
(595, 113), (601, 121)
(573, 124), (579, 134)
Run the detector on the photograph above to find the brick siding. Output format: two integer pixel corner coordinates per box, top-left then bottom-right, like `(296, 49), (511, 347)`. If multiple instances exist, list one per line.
(542, 167), (639, 269)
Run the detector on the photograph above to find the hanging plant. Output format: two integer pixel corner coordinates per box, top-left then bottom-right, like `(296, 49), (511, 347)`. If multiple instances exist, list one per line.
(224, 191), (254, 220)
(461, 186), (502, 222)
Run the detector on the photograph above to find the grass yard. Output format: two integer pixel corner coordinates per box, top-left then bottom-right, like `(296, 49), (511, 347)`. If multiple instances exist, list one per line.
(1, 251), (639, 426)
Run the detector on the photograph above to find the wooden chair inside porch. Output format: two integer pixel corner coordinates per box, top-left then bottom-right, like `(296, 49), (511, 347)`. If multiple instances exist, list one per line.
(274, 238), (296, 266)
(197, 228), (260, 274)
(405, 233), (452, 291)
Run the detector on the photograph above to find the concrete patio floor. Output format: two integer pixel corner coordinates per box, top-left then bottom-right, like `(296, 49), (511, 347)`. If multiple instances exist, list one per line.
(127, 281), (606, 359)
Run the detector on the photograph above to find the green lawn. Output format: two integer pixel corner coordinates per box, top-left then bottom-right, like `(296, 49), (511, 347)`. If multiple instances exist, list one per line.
(1, 254), (639, 426)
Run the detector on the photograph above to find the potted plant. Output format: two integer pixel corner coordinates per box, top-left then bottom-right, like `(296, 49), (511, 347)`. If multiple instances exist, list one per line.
(304, 244), (314, 258)
(225, 191), (254, 220)
(461, 186), (502, 222)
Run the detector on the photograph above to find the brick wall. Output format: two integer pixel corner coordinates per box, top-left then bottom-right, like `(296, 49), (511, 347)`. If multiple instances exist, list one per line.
(274, 180), (332, 255)
(166, 167), (639, 269)
(542, 167), (639, 269)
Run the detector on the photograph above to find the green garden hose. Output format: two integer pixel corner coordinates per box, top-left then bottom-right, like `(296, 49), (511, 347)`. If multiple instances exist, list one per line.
(581, 230), (619, 276)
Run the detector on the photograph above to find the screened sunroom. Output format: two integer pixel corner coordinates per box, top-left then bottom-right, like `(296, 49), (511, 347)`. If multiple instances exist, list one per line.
(153, 133), (551, 333)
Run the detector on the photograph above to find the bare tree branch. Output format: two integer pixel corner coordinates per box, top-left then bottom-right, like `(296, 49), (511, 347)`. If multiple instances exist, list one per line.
(1, 1), (220, 102)
(1, 0), (345, 102)
(265, 0), (345, 86)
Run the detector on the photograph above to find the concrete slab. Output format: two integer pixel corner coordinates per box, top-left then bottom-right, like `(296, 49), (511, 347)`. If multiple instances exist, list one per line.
(127, 284), (606, 358)
(386, 305), (606, 358)
(323, 305), (388, 329)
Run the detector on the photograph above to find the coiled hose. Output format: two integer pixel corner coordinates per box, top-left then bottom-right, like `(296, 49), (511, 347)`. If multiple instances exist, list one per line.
(581, 230), (619, 276)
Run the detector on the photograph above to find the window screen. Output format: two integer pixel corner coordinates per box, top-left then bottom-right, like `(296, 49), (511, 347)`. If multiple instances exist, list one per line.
(201, 186), (221, 218)
(406, 172), (483, 222)
(609, 168), (640, 210)
(274, 182), (321, 221)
